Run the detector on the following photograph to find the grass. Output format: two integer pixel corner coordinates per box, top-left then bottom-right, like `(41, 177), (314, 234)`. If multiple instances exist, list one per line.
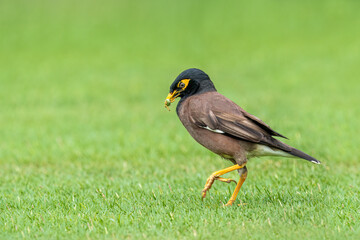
(0, 0), (360, 239)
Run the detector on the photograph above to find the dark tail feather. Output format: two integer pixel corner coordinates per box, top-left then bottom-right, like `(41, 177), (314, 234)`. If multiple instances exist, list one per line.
(264, 137), (321, 164)
(289, 148), (321, 164)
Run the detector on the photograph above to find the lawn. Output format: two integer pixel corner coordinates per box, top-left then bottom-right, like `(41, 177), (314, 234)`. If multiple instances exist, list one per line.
(0, 0), (359, 239)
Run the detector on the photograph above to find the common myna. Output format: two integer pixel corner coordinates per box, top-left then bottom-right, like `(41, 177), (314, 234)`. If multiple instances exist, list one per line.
(164, 68), (320, 206)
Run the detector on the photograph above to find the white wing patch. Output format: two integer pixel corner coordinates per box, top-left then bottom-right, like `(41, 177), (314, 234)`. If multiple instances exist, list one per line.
(201, 126), (225, 134)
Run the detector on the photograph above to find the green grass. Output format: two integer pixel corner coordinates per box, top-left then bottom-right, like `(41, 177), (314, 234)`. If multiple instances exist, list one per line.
(1, 0), (360, 239)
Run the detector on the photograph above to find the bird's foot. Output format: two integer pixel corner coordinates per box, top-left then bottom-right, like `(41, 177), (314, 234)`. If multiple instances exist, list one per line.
(225, 199), (235, 206)
(238, 203), (247, 206)
(223, 201), (247, 207)
(201, 175), (237, 199)
(201, 175), (216, 199)
(216, 177), (237, 184)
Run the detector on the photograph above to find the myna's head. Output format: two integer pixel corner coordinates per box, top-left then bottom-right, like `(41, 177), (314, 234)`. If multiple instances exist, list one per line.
(165, 68), (216, 110)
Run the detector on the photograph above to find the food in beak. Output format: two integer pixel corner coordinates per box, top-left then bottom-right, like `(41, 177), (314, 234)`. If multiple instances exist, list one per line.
(165, 99), (171, 106)
(165, 99), (171, 111)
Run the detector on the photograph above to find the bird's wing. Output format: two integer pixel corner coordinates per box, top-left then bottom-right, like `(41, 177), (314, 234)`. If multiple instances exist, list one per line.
(186, 92), (319, 163)
(240, 110), (288, 139)
(191, 110), (265, 142)
(188, 92), (288, 148)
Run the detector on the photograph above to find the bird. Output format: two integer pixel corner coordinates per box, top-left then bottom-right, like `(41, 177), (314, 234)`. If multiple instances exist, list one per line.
(164, 68), (320, 206)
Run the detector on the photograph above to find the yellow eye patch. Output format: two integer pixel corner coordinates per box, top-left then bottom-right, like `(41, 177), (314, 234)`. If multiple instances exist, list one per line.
(177, 79), (190, 89)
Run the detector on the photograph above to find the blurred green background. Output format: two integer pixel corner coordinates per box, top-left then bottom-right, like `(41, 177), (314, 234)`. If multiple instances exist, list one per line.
(0, 0), (359, 239)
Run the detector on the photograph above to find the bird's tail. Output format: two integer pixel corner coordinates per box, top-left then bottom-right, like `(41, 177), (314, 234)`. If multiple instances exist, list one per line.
(288, 147), (321, 164)
(263, 137), (321, 164)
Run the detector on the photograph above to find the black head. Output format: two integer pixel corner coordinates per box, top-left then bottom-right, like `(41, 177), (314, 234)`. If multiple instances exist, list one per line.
(165, 68), (216, 110)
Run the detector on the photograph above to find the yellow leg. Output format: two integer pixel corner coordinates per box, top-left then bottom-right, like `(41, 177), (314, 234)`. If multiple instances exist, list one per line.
(225, 170), (248, 206)
(202, 164), (245, 199)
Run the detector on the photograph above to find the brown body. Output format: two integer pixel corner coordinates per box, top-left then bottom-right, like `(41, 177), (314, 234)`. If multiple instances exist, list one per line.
(177, 91), (315, 166)
(178, 92), (256, 166)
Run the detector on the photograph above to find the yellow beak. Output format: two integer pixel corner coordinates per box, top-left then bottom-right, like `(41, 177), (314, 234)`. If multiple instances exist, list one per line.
(164, 90), (180, 111)
(164, 79), (190, 111)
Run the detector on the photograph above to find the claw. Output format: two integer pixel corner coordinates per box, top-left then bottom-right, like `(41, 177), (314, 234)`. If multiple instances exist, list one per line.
(201, 176), (237, 199)
(225, 200), (234, 206)
(216, 177), (237, 184)
(224, 202), (247, 207)
(201, 175), (216, 199)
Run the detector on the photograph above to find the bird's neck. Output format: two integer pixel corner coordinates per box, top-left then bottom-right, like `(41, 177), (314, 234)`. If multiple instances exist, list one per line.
(197, 80), (217, 94)
(176, 80), (217, 114)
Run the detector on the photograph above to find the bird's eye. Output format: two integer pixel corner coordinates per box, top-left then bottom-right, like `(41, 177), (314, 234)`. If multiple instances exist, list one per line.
(179, 82), (186, 88)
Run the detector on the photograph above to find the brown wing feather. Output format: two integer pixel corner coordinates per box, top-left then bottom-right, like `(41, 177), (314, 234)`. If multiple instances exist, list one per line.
(211, 111), (292, 151)
(189, 91), (289, 149)
(212, 111), (266, 143)
(241, 110), (288, 139)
